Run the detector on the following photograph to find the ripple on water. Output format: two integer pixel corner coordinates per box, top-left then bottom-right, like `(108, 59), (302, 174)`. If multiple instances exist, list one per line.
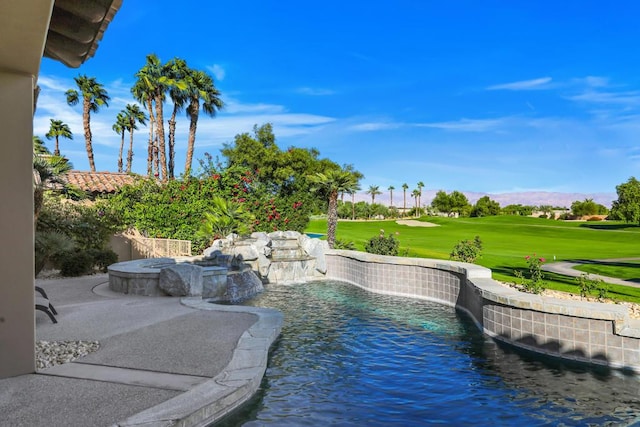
(215, 281), (640, 427)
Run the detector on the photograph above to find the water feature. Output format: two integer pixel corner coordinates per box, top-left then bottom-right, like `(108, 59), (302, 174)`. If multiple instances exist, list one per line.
(215, 280), (640, 426)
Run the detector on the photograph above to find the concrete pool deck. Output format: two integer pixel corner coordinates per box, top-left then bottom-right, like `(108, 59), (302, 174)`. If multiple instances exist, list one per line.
(0, 274), (282, 427)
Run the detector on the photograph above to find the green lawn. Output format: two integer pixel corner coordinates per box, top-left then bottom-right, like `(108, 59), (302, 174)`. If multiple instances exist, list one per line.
(574, 261), (640, 282)
(306, 216), (640, 302)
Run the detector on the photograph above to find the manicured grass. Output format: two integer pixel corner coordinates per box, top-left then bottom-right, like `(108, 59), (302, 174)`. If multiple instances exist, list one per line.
(306, 216), (640, 302)
(574, 261), (640, 282)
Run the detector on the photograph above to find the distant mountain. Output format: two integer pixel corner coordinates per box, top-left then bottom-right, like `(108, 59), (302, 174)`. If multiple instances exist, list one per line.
(354, 190), (617, 209)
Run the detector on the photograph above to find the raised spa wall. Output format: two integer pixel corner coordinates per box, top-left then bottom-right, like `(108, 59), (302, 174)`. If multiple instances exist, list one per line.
(324, 250), (640, 372)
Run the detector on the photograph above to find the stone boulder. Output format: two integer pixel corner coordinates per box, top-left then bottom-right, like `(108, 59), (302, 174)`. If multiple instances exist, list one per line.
(159, 264), (203, 296)
(302, 237), (329, 274)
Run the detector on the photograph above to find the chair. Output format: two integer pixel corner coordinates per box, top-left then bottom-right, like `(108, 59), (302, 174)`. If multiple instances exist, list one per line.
(35, 286), (57, 323)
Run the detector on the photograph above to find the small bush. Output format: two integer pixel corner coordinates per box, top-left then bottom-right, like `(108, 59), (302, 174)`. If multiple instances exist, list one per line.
(88, 248), (119, 272)
(365, 229), (399, 256)
(333, 239), (356, 250)
(576, 273), (609, 301)
(587, 216), (603, 222)
(59, 250), (94, 277)
(450, 235), (483, 263)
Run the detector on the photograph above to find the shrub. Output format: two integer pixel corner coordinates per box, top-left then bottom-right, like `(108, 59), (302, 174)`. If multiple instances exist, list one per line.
(514, 254), (546, 294)
(88, 248), (119, 272)
(59, 250), (94, 277)
(576, 273), (608, 300)
(333, 239), (356, 250)
(587, 216), (603, 222)
(365, 229), (399, 256)
(450, 235), (483, 263)
(34, 231), (77, 275)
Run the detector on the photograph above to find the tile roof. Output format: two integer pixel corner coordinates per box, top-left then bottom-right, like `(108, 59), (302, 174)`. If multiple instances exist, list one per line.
(64, 170), (137, 194)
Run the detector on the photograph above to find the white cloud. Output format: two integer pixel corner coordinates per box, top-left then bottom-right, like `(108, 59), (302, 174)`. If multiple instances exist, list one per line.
(207, 64), (226, 81)
(487, 77), (552, 91)
(567, 90), (640, 106)
(417, 118), (507, 132)
(349, 122), (402, 131)
(296, 87), (336, 96)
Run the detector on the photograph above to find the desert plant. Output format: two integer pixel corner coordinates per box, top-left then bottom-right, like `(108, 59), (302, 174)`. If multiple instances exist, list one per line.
(34, 231), (77, 275)
(365, 229), (399, 256)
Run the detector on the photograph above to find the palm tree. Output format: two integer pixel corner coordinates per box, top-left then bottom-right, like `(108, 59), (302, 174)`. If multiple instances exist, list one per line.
(131, 74), (156, 177)
(349, 183), (361, 220)
(112, 112), (127, 172)
(412, 189), (420, 217)
(183, 68), (223, 177)
(66, 75), (110, 172)
(417, 181), (425, 217)
(133, 54), (184, 180)
(165, 58), (189, 178)
(123, 103), (147, 173)
(402, 183), (409, 217)
(33, 154), (74, 224)
(45, 119), (73, 156)
(308, 167), (361, 248)
(388, 185), (395, 207)
(366, 185), (382, 204)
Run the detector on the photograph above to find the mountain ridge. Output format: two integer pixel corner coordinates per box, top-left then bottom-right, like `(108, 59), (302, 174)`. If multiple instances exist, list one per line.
(355, 190), (616, 209)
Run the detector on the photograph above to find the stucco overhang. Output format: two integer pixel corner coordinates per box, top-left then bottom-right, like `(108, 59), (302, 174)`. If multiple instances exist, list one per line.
(44, 0), (123, 68)
(0, 0), (122, 76)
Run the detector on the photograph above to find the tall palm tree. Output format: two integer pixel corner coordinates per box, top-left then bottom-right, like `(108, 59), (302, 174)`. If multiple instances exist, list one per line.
(123, 103), (147, 173)
(402, 183), (409, 217)
(165, 58), (189, 178)
(308, 167), (361, 248)
(134, 54), (185, 180)
(388, 185), (395, 207)
(66, 75), (110, 172)
(183, 68), (223, 177)
(131, 75), (156, 177)
(349, 183), (361, 220)
(412, 188), (420, 217)
(112, 112), (127, 172)
(366, 185), (382, 204)
(417, 181), (425, 216)
(45, 119), (73, 156)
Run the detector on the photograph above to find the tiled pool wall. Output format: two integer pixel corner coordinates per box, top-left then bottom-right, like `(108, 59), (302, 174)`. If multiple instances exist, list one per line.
(325, 250), (640, 372)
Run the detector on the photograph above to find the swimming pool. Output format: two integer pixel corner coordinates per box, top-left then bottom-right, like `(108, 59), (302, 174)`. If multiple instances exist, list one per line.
(216, 281), (640, 426)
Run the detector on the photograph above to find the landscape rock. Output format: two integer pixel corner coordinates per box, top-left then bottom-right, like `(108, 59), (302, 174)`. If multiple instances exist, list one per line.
(159, 264), (203, 296)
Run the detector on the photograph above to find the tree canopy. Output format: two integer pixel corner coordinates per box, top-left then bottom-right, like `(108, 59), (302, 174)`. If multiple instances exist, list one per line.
(610, 177), (640, 225)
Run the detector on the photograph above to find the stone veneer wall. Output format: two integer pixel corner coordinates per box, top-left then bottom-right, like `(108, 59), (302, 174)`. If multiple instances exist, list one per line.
(325, 250), (640, 372)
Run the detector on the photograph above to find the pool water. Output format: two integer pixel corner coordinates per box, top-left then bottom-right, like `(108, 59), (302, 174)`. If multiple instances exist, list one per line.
(216, 281), (640, 426)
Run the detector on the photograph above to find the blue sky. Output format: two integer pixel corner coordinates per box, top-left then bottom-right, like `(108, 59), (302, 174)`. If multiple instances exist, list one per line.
(34, 1), (640, 196)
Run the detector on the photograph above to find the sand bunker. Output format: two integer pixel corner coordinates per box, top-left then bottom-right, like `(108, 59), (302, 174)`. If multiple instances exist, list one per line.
(395, 219), (439, 227)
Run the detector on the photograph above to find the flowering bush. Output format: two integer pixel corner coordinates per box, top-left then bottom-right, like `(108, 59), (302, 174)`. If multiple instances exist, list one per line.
(514, 254), (547, 294)
(108, 164), (314, 253)
(365, 229), (400, 256)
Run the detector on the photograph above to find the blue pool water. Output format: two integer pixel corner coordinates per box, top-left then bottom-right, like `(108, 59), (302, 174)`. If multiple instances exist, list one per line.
(216, 281), (640, 426)
(304, 232), (324, 239)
